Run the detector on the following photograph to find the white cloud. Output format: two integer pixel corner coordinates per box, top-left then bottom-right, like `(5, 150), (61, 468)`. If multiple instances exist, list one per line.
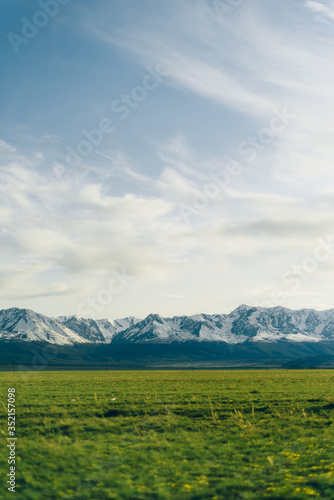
(3, 136), (334, 317)
(305, 1), (334, 21)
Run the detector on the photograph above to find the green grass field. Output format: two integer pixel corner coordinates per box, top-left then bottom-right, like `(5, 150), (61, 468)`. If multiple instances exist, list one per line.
(1, 370), (334, 499)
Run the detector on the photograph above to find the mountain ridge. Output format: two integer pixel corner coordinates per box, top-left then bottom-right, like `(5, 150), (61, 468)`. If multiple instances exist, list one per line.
(1, 305), (334, 345)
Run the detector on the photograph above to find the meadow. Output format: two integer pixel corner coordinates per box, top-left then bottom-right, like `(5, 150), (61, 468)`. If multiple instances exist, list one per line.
(1, 369), (334, 500)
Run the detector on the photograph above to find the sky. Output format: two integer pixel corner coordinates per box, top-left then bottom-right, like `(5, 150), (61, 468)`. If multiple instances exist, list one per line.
(1, 0), (334, 320)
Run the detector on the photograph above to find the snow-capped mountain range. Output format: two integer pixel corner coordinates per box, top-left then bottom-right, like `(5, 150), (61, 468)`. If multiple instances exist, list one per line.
(1, 305), (334, 345)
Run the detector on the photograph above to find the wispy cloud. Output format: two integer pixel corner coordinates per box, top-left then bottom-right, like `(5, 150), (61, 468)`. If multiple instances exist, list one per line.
(305, 1), (334, 22)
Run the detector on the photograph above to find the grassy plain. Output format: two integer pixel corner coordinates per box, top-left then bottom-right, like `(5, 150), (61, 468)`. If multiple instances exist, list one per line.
(0, 369), (334, 499)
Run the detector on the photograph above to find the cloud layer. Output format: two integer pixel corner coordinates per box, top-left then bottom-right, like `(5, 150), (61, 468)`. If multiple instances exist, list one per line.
(2, 1), (334, 318)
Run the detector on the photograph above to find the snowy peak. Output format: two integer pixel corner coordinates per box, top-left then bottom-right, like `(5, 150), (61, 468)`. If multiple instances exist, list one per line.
(95, 316), (141, 341)
(112, 314), (167, 343)
(57, 316), (105, 342)
(0, 308), (89, 345)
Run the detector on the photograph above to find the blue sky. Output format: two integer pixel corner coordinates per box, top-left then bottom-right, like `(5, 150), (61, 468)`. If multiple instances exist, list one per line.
(2, 0), (334, 319)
